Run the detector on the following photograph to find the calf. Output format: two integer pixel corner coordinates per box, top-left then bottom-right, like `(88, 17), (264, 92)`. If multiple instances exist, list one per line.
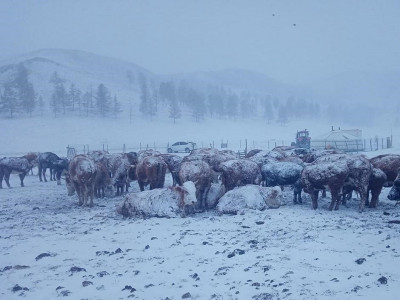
(117, 181), (197, 218)
(220, 159), (262, 192)
(0, 157), (33, 188)
(65, 155), (97, 207)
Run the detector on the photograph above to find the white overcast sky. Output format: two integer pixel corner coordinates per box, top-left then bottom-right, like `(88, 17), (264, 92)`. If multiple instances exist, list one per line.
(0, 0), (399, 84)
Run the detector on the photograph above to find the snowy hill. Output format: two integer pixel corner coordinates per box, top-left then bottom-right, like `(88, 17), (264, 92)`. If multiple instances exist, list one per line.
(0, 49), (157, 110)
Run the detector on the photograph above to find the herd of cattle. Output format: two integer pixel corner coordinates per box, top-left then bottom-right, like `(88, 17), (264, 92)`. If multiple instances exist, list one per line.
(1, 147), (400, 214)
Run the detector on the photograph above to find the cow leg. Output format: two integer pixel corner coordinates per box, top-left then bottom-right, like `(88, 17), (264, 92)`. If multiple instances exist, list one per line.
(330, 188), (341, 211)
(0, 168), (4, 189)
(138, 181), (145, 192)
(89, 185), (94, 207)
(322, 189), (327, 198)
(75, 183), (83, 206)
(311, 190), (319, 209)
(358, 187), (368, 213)
(19, 173), (26, 187)
(4, 170), (12, 188)
(42, 167), (48, 182)
(369, 186), (383, 208)
(38, 165), (43, 182)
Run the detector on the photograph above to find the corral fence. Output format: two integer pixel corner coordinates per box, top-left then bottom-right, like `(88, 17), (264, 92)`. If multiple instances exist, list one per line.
(65, 135), (393, 158)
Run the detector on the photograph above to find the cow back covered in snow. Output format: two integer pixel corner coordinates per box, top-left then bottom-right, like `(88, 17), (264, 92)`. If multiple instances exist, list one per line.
(0, 156), (33, 188)
(220, 159), (262, 192)
(135, 155), (167, 191)
(261, 160), (304, 204)
(302, 154), (371, 212)
(179, 160), (212, 211)
(160, 154), (183, 186)
(216, 185), (282, 215)
(370, 154), (400, 186)
(65, 155), (97, 207)
(117, 181), (197, 218)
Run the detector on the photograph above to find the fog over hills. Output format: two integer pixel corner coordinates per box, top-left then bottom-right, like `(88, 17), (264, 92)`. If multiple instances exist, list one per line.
(0, 48), (398, 126)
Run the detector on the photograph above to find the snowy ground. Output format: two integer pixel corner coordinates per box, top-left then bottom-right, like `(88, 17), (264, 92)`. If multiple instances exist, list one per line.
(1, 169), (400, 300)
(1, 117), (399, 299)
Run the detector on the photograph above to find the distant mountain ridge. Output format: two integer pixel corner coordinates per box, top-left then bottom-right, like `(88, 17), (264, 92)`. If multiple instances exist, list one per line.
(0, 48), (398, 125)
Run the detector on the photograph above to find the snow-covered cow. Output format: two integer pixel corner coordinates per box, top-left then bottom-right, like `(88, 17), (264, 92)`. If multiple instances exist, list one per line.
(106, 153), (131, 196)
(65, 155), (97, 207)
(135, 155), (167, 191)
(216, 185), (282, 215)
(179, 160), (212, 211)
(117, 181), (197, 218)
(0, 156), (33, 188)
(160, 154), (183, 186)
(370, 154), (400, 186)
(94, 162), (114, 198)
(220, 159), (262, 192)
(261, 161), (304, 204)
(388, 168), (400, 201)
(302, 154), (371, 212)
(342, 167), (387, 208)
(38, 152), (64, 182)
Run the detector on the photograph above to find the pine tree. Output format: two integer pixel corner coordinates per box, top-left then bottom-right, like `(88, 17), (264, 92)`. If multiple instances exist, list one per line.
(14, 64), (36, 116)
(38, 95), (45, 117)
(169, 97), (181, 123)
(95, 83), (111, 117)
(277, 104), (288, 125)
(113, 95), (122, 118)
(188, 88), (206, 122)
(263, 97), (274, 123)
(139, 73), (149, 116)
(226, 92), (239, 118)
(1, 82), (18, 118)
(49, 72), (67, 116)
(68, 84), (81, 113)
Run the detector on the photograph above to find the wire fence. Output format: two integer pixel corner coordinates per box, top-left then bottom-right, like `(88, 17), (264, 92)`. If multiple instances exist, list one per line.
(1, 136), (394, 159)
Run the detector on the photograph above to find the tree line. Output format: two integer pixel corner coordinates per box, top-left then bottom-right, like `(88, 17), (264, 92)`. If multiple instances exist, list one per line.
(0, 63), (320, 124)
(0, 64), (122, 119)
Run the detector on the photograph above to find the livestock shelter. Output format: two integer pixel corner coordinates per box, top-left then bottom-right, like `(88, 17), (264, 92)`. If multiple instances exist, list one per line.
(310, 129), (364, 152)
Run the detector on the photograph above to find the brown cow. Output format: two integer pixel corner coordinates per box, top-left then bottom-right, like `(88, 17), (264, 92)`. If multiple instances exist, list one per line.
(65, 155), (97, 207)
(220, 159), (262, 192)
(370, 154), (400, 186)
(94, 162), (114, 198)
(106, 153), (131, 196)
(302, 154), (371, 212)
(388, 168), (400, 201)
(179, 160), (213, 211)
(135, 155), (167, 191)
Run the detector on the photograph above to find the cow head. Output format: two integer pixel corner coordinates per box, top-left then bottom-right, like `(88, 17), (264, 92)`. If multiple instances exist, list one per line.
(65, 174), (75, 196)
(104, 184), (115, 198)
(388, 185), (400, 201)
(182, 181), (197, 206)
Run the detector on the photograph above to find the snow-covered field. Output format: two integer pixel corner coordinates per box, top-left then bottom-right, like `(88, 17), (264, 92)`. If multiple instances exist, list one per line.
(1, 117), (400, 299)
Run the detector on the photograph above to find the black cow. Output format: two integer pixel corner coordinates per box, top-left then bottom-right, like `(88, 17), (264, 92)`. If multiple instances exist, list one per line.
(38, 152), (63, 182)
